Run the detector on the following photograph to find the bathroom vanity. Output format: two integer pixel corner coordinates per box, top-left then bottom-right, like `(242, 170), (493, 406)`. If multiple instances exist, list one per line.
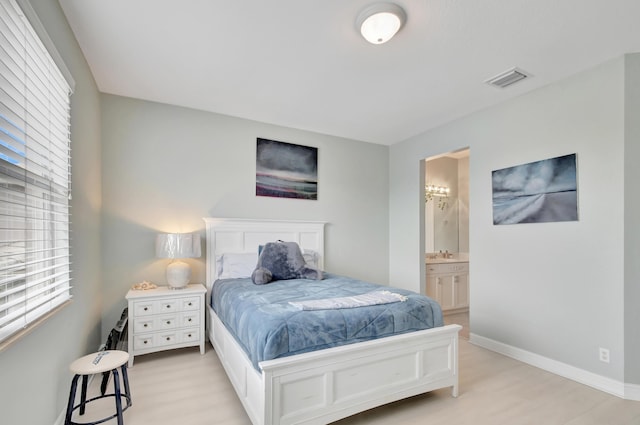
(426, 256), (469, 313)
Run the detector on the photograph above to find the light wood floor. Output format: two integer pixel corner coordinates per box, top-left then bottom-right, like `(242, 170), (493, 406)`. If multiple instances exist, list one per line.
(73, 335), (640, 425)
(444, 310), (470, 339)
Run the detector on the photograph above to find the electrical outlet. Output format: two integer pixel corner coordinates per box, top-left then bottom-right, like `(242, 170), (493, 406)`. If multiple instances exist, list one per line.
(599, 347), (610, 363)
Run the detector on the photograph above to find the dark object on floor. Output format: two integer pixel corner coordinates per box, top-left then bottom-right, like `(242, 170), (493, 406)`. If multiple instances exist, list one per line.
(100, 308), (128, 395)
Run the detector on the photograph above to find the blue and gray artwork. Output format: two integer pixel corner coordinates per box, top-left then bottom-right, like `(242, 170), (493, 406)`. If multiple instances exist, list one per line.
(256, 138), (317, 200)
(492, 154), (577, 225)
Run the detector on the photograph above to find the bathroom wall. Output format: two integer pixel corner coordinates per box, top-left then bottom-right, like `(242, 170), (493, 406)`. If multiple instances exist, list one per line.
(458, 156), (470, 253)
(425, 155), (469, 254)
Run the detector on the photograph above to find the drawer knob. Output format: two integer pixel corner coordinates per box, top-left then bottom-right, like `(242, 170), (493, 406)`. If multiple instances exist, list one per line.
(166, 337), (171, 341)
(166, 321), (171, 325)
(188, 334), (192, 338)
(143, 307), (148, 311)
(188, 302), (192, 306)
(165, 305), (170, 309)
(144, 323), (148, 328)
(143, 340), (148, 345)
(188, 318), (192, 322)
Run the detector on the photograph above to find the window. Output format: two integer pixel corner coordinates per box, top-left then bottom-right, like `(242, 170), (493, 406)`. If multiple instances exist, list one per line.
(0, 0), (73, 345)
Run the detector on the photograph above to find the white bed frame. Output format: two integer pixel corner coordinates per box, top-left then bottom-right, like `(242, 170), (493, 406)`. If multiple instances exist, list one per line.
(204, 218), (460, 425)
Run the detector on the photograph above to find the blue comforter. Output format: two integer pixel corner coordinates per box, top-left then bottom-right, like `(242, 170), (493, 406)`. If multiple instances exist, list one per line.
(211, 273), (444, 371)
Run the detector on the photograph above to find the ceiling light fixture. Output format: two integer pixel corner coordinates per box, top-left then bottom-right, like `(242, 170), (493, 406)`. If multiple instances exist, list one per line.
(356, 3), (407, 45)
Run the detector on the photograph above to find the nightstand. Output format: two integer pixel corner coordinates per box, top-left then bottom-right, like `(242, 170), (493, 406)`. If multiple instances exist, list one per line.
(125, 284), (206, 367)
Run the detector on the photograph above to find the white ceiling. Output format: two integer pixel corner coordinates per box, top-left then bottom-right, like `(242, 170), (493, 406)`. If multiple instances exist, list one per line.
(59, 0), (640, 145)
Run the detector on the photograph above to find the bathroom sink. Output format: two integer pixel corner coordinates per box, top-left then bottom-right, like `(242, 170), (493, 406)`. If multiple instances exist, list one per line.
(425, 254), (469, 264)
(426, 258), (457, 264)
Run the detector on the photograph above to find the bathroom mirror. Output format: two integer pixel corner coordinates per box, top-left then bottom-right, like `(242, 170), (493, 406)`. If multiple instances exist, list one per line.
(427, 199), (459, 253)
(425, 150), (469, 255)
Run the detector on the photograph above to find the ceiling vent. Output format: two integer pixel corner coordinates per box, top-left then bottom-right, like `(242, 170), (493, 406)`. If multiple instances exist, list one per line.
(485, 67), (531, 89)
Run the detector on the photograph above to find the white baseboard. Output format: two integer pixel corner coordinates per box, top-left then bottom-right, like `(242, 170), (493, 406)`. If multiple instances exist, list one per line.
(624, 383), (640, 400)
(469, 333), (640, 401)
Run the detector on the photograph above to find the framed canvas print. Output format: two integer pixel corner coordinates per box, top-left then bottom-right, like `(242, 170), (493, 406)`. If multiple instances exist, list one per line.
(256, 138), (318, 200)
(492, 153), (578, 225)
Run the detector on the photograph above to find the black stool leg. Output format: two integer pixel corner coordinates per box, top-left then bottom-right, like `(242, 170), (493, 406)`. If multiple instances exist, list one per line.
(121, 364), (132, 407)
(79, 374), (88, 415)
(112, 368), (124, 425)
(64, 374), (80, 425)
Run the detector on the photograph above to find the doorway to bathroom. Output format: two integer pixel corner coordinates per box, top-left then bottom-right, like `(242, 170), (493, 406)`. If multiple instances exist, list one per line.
(423, 148), (470, 338)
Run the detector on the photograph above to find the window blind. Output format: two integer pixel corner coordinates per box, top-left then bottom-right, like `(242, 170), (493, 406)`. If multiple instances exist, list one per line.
(0, 0), (72, 344)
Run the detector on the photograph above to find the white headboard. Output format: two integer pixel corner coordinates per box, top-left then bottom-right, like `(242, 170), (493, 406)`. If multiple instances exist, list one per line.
(203, 218), (326, 290)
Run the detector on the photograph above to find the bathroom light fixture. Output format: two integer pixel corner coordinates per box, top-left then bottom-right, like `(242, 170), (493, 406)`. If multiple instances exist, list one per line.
(356, 3), (407, 44)
(156, 232), (201, 289)
(425, 185), (450, 196)
(425, 185), (450, 210)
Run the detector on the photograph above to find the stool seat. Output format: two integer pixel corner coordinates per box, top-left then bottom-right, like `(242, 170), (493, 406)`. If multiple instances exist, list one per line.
(70, 350), (129, 375)
(65, 350), (131, 425)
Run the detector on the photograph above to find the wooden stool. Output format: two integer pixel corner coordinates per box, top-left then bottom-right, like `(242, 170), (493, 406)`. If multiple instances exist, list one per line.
(64, 350), (132, 425)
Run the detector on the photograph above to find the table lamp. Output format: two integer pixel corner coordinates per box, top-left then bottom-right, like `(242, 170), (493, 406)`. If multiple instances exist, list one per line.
(156, 232), (201, 289)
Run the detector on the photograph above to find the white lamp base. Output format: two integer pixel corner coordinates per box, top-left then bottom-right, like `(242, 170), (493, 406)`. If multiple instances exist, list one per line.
(166, 260), (191, 289)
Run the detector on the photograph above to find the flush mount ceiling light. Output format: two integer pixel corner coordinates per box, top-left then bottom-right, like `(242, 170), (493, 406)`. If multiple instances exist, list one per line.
(356, 3), (407, 45)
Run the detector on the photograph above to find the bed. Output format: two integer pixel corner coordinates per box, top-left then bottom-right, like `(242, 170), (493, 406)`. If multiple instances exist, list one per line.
(204, 218), (460, 425)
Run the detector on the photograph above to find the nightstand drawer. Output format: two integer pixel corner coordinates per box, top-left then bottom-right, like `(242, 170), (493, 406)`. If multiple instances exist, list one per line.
(134, 298), (197, 317)
(133, 334), (155, 350)
(156, 331), (178, 347)
(158, 300), (178, 313)
(134, 301), (156, 316)
(180, 311), (200, 327)
(134, 317), (156, 333)
(134, 312), (198, 334)
(180, 328), (200, 343)
(180, 297), (200, 311)
(158, 314), (178, 330)
(134, 331), (187, 349)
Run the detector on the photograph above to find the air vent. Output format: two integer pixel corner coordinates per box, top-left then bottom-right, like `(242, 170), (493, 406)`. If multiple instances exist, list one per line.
(485, 67), (531, 89)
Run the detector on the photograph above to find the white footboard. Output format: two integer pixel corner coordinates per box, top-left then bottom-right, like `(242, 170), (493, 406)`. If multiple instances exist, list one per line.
(208, 306), (460, 425)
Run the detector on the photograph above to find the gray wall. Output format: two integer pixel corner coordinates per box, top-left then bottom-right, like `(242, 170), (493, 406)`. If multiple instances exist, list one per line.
(624, 54), (640, 383)
(0, 1), (103, 424)
(100, 95), (389, 339)
(390, 56), (631, 382)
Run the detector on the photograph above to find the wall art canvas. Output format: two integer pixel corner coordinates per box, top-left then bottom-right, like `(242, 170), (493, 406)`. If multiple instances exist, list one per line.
(256, 138), (318, 200)
(492, 153), (578, 225)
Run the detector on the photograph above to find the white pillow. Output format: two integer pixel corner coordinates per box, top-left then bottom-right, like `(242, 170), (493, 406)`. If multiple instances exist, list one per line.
(303, 249), (320, 269)
(217, 252), (258, 279)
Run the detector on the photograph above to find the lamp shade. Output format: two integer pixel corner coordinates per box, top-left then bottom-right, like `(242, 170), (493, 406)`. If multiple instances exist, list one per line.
(156, 233), (201, 289)
(156, 233), (201, 259)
